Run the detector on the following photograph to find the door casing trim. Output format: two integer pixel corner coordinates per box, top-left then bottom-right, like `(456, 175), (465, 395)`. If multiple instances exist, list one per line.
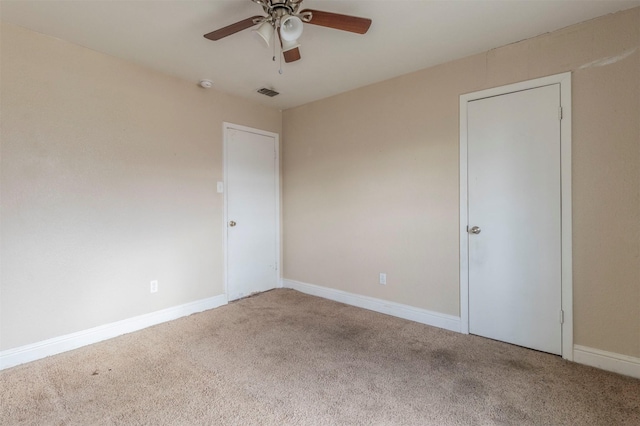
(459, 73), (573, 360)
(223, 122), (281, 301)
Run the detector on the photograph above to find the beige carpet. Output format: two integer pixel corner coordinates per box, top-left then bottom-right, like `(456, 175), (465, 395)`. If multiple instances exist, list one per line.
(1, 289), (639, 425)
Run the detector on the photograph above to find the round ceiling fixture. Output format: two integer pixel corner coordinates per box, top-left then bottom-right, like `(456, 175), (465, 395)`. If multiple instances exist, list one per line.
(199, 79), (214, 89)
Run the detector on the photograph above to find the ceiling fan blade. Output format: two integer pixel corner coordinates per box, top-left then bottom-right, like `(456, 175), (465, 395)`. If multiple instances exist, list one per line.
(300, 9), (371, 34)
(204, 16), (263, 41)
(283, 48), (301, 63)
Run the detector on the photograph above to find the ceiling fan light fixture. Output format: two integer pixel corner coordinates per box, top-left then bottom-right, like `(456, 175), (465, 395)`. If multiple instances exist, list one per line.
(252, 21), (273, 47)
(280, 15), (303, 41)
(281, 38), (300, 52)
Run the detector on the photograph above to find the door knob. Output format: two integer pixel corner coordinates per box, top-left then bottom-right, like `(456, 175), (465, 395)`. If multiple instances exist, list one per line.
(469, 226), (481, 234)
(229, 221), (237, 227)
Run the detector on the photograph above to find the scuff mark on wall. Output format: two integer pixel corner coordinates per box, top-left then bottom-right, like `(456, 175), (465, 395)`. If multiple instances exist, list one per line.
(578, 48), (637, 69)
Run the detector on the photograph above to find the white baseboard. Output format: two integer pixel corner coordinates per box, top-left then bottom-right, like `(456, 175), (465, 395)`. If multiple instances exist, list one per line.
(283, 279), (461, 333)
(573, 345), (640, 379)
(6, 287), (637, 380)
(0, 294), (228, 370)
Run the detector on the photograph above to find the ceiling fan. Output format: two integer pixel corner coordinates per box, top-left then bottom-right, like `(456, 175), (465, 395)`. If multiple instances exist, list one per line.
(204, 0), (372, 63)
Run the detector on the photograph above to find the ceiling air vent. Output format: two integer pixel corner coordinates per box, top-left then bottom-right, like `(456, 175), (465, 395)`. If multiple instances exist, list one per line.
(257, 88), (279, 97)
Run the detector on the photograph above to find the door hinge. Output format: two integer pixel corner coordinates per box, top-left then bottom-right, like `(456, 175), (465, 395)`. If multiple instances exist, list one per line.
(274, 149), (277, 160)
(559, 310), (564, 324)
(275, 261), (278, 271)
(558, 106), (563, 120)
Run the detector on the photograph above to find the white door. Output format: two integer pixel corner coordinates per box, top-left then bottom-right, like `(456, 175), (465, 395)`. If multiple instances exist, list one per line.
(225, 125), (278, 301)
(467, 84), (562, 355)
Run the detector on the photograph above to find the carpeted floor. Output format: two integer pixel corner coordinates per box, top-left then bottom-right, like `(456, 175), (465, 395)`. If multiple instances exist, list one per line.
(1, 289), (639, 425)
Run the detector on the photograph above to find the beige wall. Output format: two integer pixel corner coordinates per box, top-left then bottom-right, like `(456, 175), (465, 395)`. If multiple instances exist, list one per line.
(0, 23), (281, 351)
(2, 8), (639, 360)
(283, 8), (640, 358)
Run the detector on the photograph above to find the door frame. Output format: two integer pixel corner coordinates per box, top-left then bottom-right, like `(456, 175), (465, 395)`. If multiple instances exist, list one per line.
(459, 73), (573, 360)
(223, 122), (281, 301)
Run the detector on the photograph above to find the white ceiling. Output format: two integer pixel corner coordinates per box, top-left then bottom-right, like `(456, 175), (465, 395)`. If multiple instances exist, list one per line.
(2, 1), (639, 109)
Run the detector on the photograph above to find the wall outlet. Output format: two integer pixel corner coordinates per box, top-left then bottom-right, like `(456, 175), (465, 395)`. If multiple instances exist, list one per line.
(379, 273), (387, 285)
(150, 280), (158, 293)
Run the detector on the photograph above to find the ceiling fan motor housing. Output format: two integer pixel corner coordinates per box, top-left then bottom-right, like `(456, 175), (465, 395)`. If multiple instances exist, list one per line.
(253, 0), (302, 20)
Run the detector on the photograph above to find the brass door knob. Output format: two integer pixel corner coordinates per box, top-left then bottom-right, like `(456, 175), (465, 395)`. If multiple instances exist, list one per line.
(229, 221), (237, 227)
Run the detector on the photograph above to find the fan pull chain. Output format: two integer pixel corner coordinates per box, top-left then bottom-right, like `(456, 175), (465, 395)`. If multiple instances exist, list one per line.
(277, 25), (283, 74)
(272, 25), (276, 62)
